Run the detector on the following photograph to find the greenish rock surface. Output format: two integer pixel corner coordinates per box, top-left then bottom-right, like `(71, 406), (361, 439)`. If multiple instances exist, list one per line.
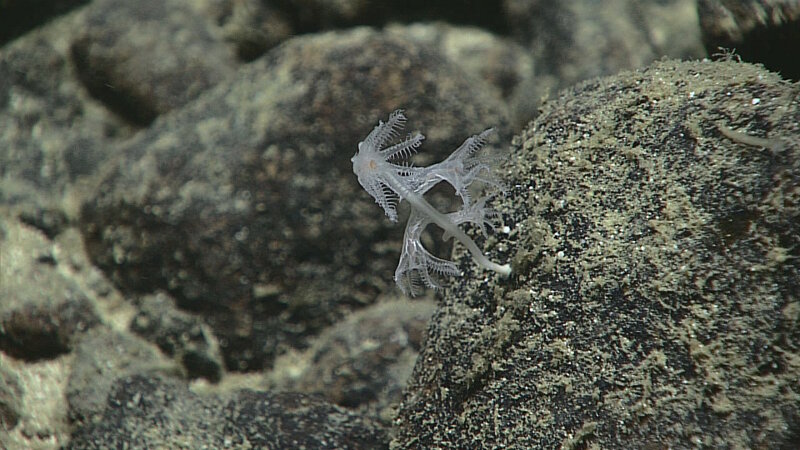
(394, 59), (800, 448)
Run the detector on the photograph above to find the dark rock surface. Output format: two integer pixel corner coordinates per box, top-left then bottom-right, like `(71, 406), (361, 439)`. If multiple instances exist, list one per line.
(67, 373), (388, 449)
(223, 389), (389, 449)
(394, 59), (800, 448)
(268, 298), (436, 423)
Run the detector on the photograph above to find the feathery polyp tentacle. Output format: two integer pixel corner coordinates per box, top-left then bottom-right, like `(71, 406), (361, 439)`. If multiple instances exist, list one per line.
(380, 133), (425, 160)
(361, 109), (407, 152)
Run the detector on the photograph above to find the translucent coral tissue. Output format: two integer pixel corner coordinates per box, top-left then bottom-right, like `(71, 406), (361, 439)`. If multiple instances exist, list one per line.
(352, 110), (511, 296)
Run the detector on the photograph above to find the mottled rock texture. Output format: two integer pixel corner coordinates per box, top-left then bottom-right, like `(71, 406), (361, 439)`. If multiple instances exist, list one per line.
(68, 374), (388, 449)
(394, 59), (800, 449)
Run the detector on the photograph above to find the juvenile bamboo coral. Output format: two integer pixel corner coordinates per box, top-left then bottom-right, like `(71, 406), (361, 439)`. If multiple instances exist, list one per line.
(352, 110), (511, 296)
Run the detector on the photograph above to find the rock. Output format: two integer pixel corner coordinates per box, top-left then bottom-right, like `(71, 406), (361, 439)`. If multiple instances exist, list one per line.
(0, 14), (131, 198)
(129, 291), (224, 382)
(68, 373), (388, 449)
(0, 362), (23, 430)
(268, 298), (436, 423)
(70, 0), (237, 126)
(386, 22), (535, 127)
(0, 218), (101, 360)
(394, 59), (800, 448)
(216, 0), (294, 61)
(66, 327), (177, 424)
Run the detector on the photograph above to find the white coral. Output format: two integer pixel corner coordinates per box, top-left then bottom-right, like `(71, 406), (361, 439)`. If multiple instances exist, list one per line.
(352, 110), (511, 296)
